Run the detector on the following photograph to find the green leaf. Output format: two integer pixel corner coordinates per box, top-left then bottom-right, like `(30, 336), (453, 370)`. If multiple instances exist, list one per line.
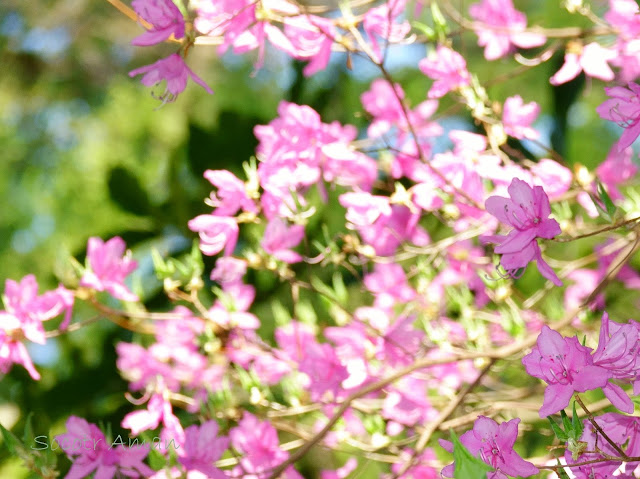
(310, 276), (338, 303)
(451, 430), (494, 479)
(572, 401), (583, 439)
(597, 181), (617, 218)
(548, 416), (569, 442)
(0, 421), (21, 455)
(107, 166), (153, 216)
(332, 272), (348, 306)
(561, 409), (572, 435)
(22, 413), (34, 444)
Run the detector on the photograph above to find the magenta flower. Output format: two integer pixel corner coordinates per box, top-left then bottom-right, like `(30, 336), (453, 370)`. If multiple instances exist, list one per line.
(178, 421), (229, 479)
(284, 15), (335, 76)
(204, 169), (256, 216)
(597, 82), (640, 151)
(502, 95), (540, 140)
(129, 53), (213, 103)
(362, 0), (410, 63)
(469, 0), (546, 60)
(0, 275), (74, 344)
(188, 215), (238, 256)
(230, 412), (302, 479)
(131, 0), (185, 46)
(522, 326), (611, 417)
(550, 42), (616, 85)
(56, 416), (153, 479)
(0, 330), (40, 379)
(482, 178), (562, 285)
(80, 237), (138, 302)
(419, 46), (471, 99)
(592, 312), (640, 413)
(261, 218), (305, 263)
(440, 416), (538, 478)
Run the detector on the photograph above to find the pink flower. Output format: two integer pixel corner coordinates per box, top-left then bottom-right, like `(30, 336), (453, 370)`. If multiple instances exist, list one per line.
(597, 82), (640, 151)
(597, 145), (638, 201)
(188, 215), (238, 256)
(261, 218), (305, 263)
(550, 42), (616, 85)
(522, 326), (611, 417)
(56, 416), (153, 479)
(121, 393), (184, 440)
(230, 412), (302, 479)
(204, 169), (256, 216)
(530, 159), (573, 200)
(364, 263), (416, 310)
(440, 416), (538, 478)
(129, 53), (213, 103)
(362, 0), (410, 63)
(299, 342), (349, 401)
(419, 46), (471, 99)
(80, 237), (139, 302)
(592, 312), (640, 412)
(502, 95), (540, 140)
(284, 15), (335, 76)
(339, 192), (391, 227)
(482, 178), (562, 286)
(131, 0), (185, 46)
(210, 257), (247, 283)
(469, 0), (546, 60)
(0, 331), (40, 380)
(392, 449), (438, 479)
(178, 421), (229, 478)
(0, 275), (74, 344)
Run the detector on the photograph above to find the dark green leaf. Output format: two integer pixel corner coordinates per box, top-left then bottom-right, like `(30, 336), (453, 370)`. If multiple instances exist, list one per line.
(0, 422), (21, 455)
(548, 416), (569, 442)
(107, 166), (153, 216)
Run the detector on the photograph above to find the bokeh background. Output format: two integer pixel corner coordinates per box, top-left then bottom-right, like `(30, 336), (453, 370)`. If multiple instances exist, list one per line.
(0, 0), (635, 477)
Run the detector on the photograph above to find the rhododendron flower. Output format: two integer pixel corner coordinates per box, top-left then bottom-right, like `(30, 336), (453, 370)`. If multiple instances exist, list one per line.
(482, 178), (562, 285)
(550, 42), (616, 85)
(121, 393), (184, 440)
(0, 329), (40, 379)
(230, 412), (302, 479)
(363, 0), (411, 63)
(592, 312), (640, 412)
(131, 0), (185, 46)
(188, 215), (238, 256)
(0, 275), (74, 344)
(129, 53), (213, 102)
(597, 82), (640, 151)
(502, 95), (540, 140)
(419, 46), (471, 99)
(204, 169), (256, 216)
(364, 263), (416, 310)
(530, 159), (573, 200)
(56, 416), (153, 479)
(261, 218), (305, 263)
(469, 0), (546, 60)
(440, 416), (538, 478)
(284, 15), (335, 76)
(210, 257), (247, 283)
(80, 237), (139, 302)
(522, 326), (611, 417)
(178, 421), (229, 479)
